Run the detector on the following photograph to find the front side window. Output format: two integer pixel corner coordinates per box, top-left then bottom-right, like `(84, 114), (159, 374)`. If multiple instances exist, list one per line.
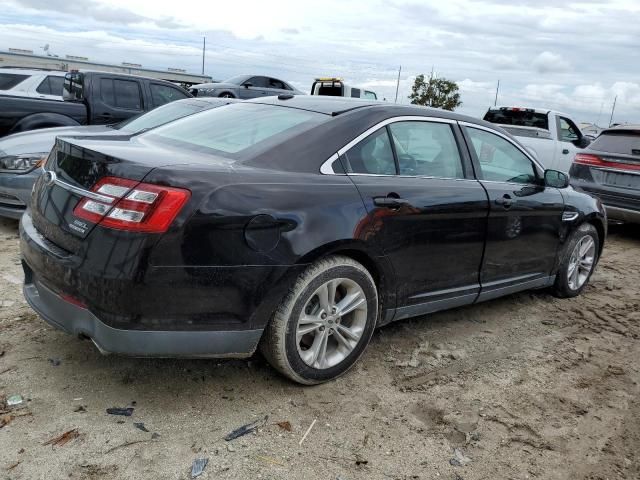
(364, 91), (377, 100)
(150, 83), (189, 107)
(36, 75), (65, 95)
(389, 121), (464, 178)
(466, 127), (538, 184)
(558, 116), (579, 143)
(342, 128), (396, 175)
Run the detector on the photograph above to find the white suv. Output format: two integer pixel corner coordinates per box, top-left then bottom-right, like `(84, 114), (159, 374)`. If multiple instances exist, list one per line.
(0, 69), (67, 101)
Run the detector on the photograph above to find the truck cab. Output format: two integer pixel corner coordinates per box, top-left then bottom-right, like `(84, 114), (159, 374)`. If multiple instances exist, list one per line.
(484, 107), (591, 172)
(310, 78), (378, 100)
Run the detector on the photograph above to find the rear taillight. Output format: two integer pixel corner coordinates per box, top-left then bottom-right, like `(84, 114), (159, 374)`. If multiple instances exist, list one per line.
(574, 153), (640, 172)
(73, 176), (190, 233)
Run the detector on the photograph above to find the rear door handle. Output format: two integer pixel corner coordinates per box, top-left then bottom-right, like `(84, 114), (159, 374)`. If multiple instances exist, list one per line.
(373, 196), (410, 209)
(562, 149), (570, 154)
(495, 194), (513, 209)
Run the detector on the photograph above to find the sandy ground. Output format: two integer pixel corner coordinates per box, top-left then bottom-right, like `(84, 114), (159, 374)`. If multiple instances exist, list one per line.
(0, 216), (639, 480)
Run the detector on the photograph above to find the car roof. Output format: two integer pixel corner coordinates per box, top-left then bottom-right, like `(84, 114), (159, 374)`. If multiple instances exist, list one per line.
(245, 95), (488, 124)
(0, 68), (65, 76)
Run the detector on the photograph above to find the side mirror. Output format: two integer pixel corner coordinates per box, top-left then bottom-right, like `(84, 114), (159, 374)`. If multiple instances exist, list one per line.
(544, 169), (570, 189)
(63, 72), (85, 102)
(243, 82), (253, 88)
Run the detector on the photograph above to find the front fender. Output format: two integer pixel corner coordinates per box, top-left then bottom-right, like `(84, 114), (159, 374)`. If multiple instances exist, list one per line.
(10, 113), (81, 134)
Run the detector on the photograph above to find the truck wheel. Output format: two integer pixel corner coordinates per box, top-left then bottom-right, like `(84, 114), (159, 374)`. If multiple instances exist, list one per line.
(218, 92), (235, 98)
(260, 255), (378, 385)
(552, 223), (599, 298)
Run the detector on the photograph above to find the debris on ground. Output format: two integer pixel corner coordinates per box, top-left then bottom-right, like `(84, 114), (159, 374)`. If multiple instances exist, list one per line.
(7, 461), (21, 471)
(191, 458), (208, 478)
(48, 358), (61, 366)
(256, 455), (285, 466)
(73, 405), (87, 413)
(133, 422), (149, 432)
(449, 448), (472, 467)
(7, 394), (23, 406)
(106, 407), (134, 416)
(299, 418), (317, 446)
(276, 420), (292, 432)
(541, 319), (556, 326)
(43, 428), (80, 447)
(151, 432), (160, 440)
(1, 414), (13, 428)
(224, 415), (268, 441)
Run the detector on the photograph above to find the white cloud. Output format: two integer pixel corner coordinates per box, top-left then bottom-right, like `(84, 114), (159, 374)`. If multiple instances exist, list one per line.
(531, 52), (571, 74)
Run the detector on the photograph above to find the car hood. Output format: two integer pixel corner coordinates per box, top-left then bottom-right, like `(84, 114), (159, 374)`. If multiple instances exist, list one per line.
(0, 125), (116, 156)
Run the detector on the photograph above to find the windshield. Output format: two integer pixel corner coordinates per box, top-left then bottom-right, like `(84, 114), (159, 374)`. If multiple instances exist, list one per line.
(591, 131), (640, 156)
(484, 109), (549, 130)
(116, 101), (208, 133)
(145, 103), (326, 156)
(224, 75), (250, 85)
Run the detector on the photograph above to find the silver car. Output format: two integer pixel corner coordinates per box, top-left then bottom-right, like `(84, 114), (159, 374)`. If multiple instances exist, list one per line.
(0, 97), (237, 219)
(190, 75), (303, 99)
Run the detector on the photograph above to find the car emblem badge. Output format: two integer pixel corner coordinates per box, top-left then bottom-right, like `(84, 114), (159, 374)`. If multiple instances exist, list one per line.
(43, 170), (57, 186)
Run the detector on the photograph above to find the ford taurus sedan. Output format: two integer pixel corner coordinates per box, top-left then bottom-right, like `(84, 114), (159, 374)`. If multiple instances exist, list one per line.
(0, 97), (236, 219)
(20, 96), (606, 384)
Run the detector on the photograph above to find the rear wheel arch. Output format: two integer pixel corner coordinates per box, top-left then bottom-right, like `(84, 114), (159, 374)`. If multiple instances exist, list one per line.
(587, 218), (606, 258)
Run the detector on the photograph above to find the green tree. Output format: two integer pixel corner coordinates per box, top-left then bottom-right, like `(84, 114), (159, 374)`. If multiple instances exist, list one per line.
(409, 74), (462, 111)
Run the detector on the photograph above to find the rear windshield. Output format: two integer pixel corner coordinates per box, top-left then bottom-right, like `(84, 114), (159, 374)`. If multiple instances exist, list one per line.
(590, 131), (640, 156)
(117, 101), (208, 133)
(146, 103), (326, 156)
(484, 109), (549, 130)
(0, 73), (29, 90)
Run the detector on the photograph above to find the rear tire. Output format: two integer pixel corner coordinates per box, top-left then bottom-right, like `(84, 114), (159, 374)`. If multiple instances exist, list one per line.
(260, 255), (378, 385)
(218, 92), (235, 98)
(552, 223), (599, 298)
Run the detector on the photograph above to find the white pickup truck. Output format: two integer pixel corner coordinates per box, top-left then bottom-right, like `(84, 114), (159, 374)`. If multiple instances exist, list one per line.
(483, 107), (591, 172)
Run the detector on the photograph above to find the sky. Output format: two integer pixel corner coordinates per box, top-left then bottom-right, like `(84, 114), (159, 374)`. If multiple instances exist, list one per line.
(1, 0), (639, 125)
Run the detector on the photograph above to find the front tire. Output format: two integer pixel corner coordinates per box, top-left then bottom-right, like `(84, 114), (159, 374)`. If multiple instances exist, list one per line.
(218, 92), (235, 98)
(552, 223), (599, 298)
(260, 256), (378, 385)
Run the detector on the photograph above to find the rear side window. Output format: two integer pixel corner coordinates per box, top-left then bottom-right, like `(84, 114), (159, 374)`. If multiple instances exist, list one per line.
(100, 78), (142, 110)
(268, 78), (286, 90)
(342, 128), (396, 175)
(389, 121), (464, 178)
(147, 103), (325, 155)
(590, 132), (640, 156)
(350, 88), (361, 98)
(484, 109), (549, 130)
(150, 83), (189, 107)
(36, 75), (65, 95)
(0, 73), (29, 90)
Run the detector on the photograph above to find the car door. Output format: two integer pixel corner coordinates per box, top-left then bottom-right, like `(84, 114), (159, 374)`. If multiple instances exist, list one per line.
(92, 76), (145, 124)
(240, 76), (270, 99)
(554, 115), (581, 172)
(461, 123), (564, 301)
(338, 117), (489, 320)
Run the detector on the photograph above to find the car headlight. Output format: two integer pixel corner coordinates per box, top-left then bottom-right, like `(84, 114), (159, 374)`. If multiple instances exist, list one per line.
(0, 153), (48, 173)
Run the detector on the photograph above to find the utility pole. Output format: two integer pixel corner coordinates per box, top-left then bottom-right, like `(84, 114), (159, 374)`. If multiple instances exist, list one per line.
(494, 80), (500, 106)
(609, 95), (617, 127)
(394, 65), (401, 103)
(201, 37), (206, 75)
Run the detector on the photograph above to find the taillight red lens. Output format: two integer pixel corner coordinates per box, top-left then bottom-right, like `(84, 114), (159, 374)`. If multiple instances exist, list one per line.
(73, 176), (190, 233)
(574, 153), (640, 171)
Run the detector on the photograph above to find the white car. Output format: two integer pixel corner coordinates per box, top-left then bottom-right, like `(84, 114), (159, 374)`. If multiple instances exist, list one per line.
(484, 107), (591, 172)
(0, 69), (66, 101)
(311, 78), (378, 100)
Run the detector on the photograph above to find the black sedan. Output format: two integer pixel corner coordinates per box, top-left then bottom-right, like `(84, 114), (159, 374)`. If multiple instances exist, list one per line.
(570, 125), (640, 224)
(20, 96), (606, 384)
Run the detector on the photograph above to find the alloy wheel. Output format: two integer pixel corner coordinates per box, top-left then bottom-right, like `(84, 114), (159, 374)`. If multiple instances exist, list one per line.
(296, 278), (367, 369)
(567, 235), (596, 290)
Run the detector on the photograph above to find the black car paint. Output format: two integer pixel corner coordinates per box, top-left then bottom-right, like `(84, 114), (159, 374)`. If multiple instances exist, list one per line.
(20, 97), (607, 357)
(0, 71), (191, 137)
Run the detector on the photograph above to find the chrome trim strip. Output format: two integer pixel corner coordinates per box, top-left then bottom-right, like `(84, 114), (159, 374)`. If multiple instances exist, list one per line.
(320, 116), (457, 175)
(593, 166), (640, 177)
(457, 120), (546, 171)
(45, 170), (114, 204)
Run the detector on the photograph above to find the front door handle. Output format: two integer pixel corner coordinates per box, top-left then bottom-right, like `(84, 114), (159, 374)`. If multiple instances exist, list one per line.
(373, 196), (410, 209)
(562, 148), (570, 154)
(495, 194), (513, 209)
(97, 112), (113, 120)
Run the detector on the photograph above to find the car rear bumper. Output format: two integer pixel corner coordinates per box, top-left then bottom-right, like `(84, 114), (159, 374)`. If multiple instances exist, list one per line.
(605, 205), (640, 224)
(23, 275), (263, 357)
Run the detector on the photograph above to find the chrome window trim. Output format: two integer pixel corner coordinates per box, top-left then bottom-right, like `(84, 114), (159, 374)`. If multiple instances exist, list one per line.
(457, 121), (546, 171)
(44, 169), (114, 204)
(320, 116), (457, 175)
